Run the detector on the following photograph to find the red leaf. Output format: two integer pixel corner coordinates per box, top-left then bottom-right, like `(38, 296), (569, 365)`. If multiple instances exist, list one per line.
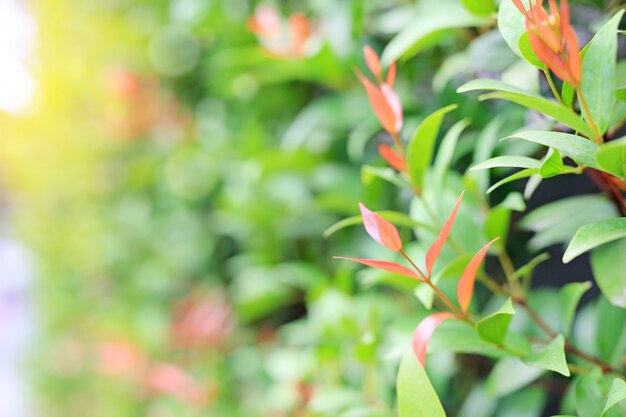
(333, 257), (422, 280)
(512, 0), (530, 19)
(355, 69), (397, 135)
(386, 62), (397, 88)
(289, 13), (310, 57)
(359, 203), (402, 251)
(425, 192), (464, 276)
(378, 144), (406, 172)
(528, 29), (574, 85)
(412, 312), (455, 366)
(363, 45), (382, 83)
(457, 238), (499, 314)
(381, 84), (403, 133)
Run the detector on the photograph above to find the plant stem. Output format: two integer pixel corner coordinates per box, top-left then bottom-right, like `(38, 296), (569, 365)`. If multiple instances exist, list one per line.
(497, 249), (524, 298)
(400, 250), (472, 326)
(391, 131), (405, 155)
(544, 70), (563, 105)
(576, 88), (603, 143)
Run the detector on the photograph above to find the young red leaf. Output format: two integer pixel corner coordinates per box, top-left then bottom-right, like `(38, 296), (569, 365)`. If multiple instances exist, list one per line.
(412, 312), (455, 366)
(378, 144), (406, 172)
(355, 69), (397, 135)
(386, 61), (397, 88)
(380, 84), (403, 133)
(363, 45), (382, 83)
(359, 203), (402, 251)
(425, 192), (464, 276)
(333, 257), (422, 280)
(457, 237), (499, 314)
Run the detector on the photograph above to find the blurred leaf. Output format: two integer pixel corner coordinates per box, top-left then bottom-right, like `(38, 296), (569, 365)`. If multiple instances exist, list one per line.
(563, 218), (626, 263)
(461, 0), (495, 16)
(406, 105), (458, 191)
(590, 238), (626, 308)
(382, 0), (488, 64)
(511, 253), (550, 281)
(432, 118), (471, 191)
(458, 79), (596, 138)
(361, 165), (407, 188)
(559, 281), (592, 336)
(497, 0), (529, 58)
(457, 384), (497, 417)
(486, 357), (543, 397)
(397, 352), (447, 417)
(430, 320), (518, 358)
(576, 369), (606, 417)
(484, 206), (510, 245)
(580, 11), (625, 135)
(602, 378), (626, 417)
(596, 137), (626, 178)
(470, 118), (503, 194)
(522, 334), (570, 376)
(476, 298), (515, 345)
(596, 298), (626, 366)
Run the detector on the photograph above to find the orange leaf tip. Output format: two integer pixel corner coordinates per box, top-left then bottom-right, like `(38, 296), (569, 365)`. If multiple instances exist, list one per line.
(457, 237), (499, 314)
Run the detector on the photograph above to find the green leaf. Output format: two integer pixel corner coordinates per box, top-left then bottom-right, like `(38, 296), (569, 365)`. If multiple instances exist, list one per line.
(563, 218), (626, 263)
(497, 0), (529, 58)
(539, 148), (565, 178)
(596, 137), (626, 178)
(591, 238), (626, 308)
(430, 319), (519, 358)
(522, 334), (570, 376)
(576, 369), (606, 417)
(506, 131), (600, 168)
(432, 118), (471, 191)
(562, 81), (576, 108)
(484, 205), (511, 245)
(461, 0), (495, 16)
(487, 168), (538, 194)
(603, 378), (626, 417)
(382, 0), (488, 64)
(406, 105), (457, 191)
(396, 352), (447, 417)
(486, 357), (543, 397)
(511, 252), (550, 281)
(458, 79), (596, 138)
(476, 298), (515, 345)
(596, 298), (626, 365)
(323, 211), (431, 238)
(559, 281), (592, 336)
(519, 32), (547, 70)
(470, 155), (541, 171)
(580, 10), (625, 135)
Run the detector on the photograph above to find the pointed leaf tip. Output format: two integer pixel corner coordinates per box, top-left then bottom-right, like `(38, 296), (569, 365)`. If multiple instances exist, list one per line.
(457, 237), (499, 314)
(425, 192), (465, 276)
(355, 69), (397, 135)
(412, 312), (455, 366)
(363, 45), (382, 81)
(359, 203), (402, 251)
(333, 256), (422, 280)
